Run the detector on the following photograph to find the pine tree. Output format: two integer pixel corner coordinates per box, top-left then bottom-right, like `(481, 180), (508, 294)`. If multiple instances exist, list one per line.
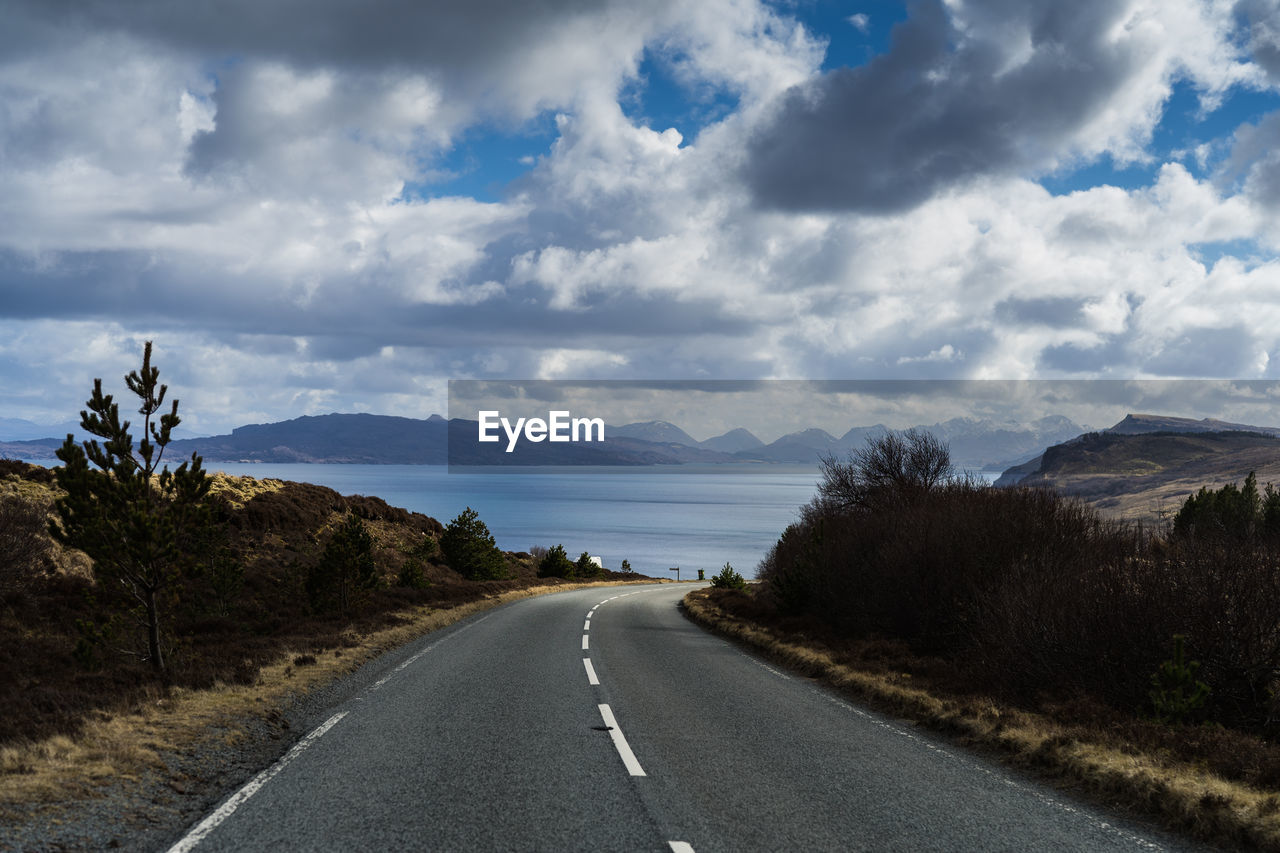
(440, 507), (508, 580)
(50, 342), (211, 674)
(537, 544), (575, 578)
(711, 562), (747, 590)
(576, 551), (602, 579)
(307, 513), (379, 616)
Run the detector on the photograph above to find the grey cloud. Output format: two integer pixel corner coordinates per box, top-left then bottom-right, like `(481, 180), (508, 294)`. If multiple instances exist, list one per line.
(1236, 0), (1280, 80)
(1038, 337), (1129, 373)
(776, 324), (997, 380)
(1041, 324), (1262, 378)
(0, 245), (755, 361)
(742, 0), (1140, 213)
(1221, 110), (1280, 208)
(995, 296), (1087, 328)
(1143, 325), (1259, 377)
(12, 0), (610, 77)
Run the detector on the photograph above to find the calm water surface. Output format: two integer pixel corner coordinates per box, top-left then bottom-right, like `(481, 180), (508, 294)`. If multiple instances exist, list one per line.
(23, 459), (997, 578)
(203, 463), (823, 579)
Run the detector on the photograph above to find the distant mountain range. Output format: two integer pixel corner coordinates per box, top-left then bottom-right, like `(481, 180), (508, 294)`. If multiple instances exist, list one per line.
(0, 412), (1091, 467)
(7, 410), (1276, 472)
(604, 415), (1085, 469)
(0, 416), (83, 442)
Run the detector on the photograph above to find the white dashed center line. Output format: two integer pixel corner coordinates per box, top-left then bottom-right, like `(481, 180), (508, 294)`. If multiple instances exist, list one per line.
(598, 703), (646, 776)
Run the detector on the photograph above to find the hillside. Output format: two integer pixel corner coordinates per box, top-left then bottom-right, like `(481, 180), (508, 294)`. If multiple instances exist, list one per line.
(0, 459), (632, 748)
(169, 413), (450, 463)
(699, 427), (764, 453)
(1107, 413), (1280, 436)
(1005, 430), (1280, 520)
(996, 412), (1280, 487)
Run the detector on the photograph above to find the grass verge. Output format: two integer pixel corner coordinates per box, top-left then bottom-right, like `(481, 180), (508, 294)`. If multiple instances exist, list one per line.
(683, 586), (1280, 851)
(0, 578), (658, 815)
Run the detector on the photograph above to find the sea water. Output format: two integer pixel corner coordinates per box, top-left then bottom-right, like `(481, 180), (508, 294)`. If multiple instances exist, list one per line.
(201, 463), (821, 579)
(20, 459), (997, 578)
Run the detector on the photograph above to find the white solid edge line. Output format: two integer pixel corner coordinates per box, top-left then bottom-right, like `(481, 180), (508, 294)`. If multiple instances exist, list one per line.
(166, 711), (348, 853)
(582, 634), (590, 650)
(598, 704), (646, 776)
(584, 657), (600, 685)
(669, 843), (696, 853)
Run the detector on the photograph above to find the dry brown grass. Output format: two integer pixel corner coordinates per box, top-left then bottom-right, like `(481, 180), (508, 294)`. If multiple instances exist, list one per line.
(204, 472), (286, 509)
(683, 587), (1280, 851)
(0, 470), (92, 578)
(0, 578), (656, 814)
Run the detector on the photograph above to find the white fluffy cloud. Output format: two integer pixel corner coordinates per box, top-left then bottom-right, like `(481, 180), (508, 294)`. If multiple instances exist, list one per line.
(1, 0), (1280, 432)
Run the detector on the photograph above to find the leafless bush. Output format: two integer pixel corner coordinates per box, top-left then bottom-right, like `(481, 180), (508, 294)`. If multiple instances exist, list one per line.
(817, 428), (955, 514)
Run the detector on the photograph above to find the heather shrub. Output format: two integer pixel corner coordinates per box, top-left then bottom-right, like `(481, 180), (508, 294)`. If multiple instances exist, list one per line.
(0, 491), (53, 593)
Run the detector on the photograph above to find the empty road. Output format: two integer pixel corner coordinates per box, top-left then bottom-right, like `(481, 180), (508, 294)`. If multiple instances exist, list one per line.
(166, 584), (1200, 852)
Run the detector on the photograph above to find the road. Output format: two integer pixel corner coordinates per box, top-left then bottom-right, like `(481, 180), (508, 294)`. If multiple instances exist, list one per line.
(165, 584), (1200, 852)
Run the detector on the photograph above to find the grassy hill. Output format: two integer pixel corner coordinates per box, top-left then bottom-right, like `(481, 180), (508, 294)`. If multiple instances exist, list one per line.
(0, 459), (628, 748)
(1014, 430), (1280, 520)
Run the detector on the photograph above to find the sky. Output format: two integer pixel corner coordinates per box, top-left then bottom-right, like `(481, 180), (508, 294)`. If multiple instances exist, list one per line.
(4, 0), (1280, 437)
(448, 379), (1280, 443)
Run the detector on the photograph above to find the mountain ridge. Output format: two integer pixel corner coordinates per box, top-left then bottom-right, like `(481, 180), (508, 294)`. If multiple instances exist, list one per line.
(13, 410), (1232, 471)
(996, 412), (1280, 487)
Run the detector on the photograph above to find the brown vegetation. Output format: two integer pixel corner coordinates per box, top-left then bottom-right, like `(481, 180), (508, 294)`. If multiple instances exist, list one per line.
(715, 430), (1280, 848)
(684, 587), (1280, 850)
(762, 462), (1280, 733)
(0, 460), (635, 754)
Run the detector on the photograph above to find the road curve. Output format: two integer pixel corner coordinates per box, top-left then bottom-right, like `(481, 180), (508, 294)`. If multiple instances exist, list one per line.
(165, 584), (1204, 852)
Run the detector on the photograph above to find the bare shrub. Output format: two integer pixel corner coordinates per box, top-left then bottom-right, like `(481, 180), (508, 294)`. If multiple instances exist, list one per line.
(817, 428), (955, 514)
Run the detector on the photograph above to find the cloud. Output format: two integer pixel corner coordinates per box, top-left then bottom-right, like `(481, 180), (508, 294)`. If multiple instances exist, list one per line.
(1220, 109), (1280, 208)
(1236, 0), (1280, 81)
(742, 0), (1257, 213)
(994, 296), (1088, 328)
(1, 0), (1280, 431)
(1142, 324), (1265, 376)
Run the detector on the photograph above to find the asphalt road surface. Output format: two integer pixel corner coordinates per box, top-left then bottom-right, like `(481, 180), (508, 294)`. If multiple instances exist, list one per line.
(165, 584), (1203, 852)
